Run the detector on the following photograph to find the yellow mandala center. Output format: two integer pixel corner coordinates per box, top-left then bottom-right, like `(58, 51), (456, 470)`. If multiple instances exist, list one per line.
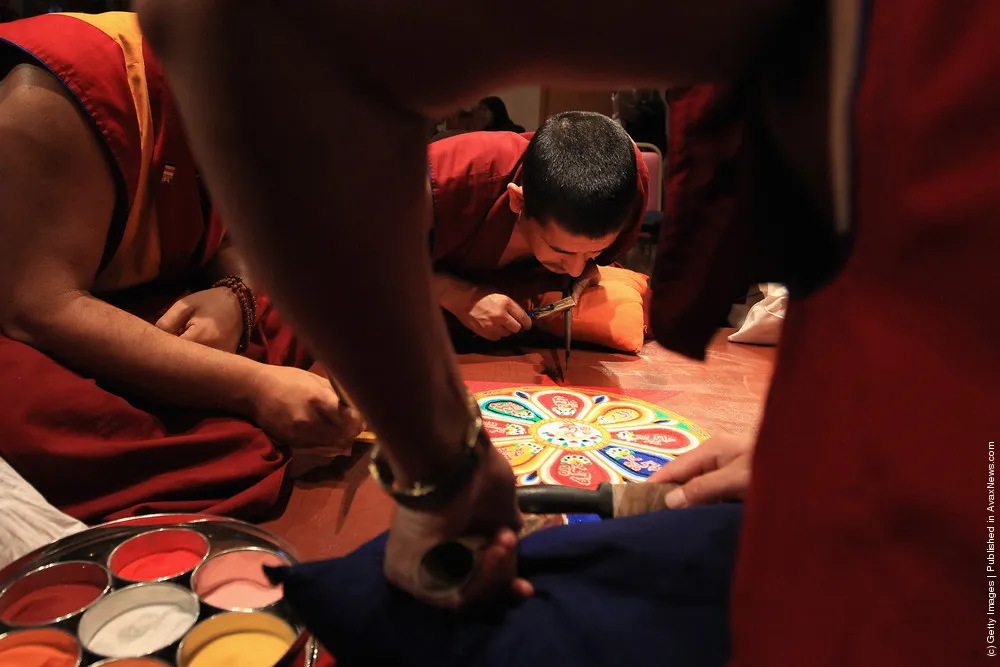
(530, 419), (611, 452)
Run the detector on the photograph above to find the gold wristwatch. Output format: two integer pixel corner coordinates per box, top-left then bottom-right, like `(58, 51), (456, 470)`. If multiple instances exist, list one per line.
(368, 390), (485, 511)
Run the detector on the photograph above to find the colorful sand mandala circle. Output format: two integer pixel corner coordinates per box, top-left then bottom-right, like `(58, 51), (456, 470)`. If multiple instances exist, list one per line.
(476, 386), (709, 490)
(532, 419), (609, 450)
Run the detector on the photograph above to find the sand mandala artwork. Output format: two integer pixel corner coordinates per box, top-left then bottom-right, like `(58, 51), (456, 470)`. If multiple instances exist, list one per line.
(475, 386), (709, 491)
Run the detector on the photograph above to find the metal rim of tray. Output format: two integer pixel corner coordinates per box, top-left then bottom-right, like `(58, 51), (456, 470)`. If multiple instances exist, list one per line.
(0, 513), (318, 667)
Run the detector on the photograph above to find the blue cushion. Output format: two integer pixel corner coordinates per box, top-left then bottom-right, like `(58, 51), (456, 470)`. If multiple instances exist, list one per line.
(269, 504), (741, 667)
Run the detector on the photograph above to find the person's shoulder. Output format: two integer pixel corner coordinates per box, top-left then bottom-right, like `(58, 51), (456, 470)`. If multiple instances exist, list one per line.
(427, 131), (526, 258)
(430, 130), (528, 159)
(428, 131), (528, 188)
(0, 63), (86, 135)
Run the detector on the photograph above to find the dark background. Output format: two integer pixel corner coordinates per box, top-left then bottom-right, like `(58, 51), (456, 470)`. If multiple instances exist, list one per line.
(1, 0), (129, 23)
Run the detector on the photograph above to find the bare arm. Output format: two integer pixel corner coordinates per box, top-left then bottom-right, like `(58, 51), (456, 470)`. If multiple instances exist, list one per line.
(203, 234), (255, 287)
(0, 64), (262, 416)
(433, 273), (477, 317)
(275, 0), (792, 114)
(136, 0), (793, 481)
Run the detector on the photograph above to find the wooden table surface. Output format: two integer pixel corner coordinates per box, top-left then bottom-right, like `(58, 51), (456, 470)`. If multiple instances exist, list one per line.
(261, 330), (776, 562)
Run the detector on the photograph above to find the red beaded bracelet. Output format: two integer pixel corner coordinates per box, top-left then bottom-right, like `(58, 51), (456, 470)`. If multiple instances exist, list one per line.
(211, 275), (256, 354)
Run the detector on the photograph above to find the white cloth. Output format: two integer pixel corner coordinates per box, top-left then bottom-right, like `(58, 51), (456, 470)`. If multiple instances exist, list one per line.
(0, 457), (87, 569)
(728, 283), (788, 346)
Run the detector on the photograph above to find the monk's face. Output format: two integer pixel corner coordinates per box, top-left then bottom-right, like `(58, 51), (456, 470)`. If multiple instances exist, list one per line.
(508, 183), (618, 276)
(522, 218), (617, 277)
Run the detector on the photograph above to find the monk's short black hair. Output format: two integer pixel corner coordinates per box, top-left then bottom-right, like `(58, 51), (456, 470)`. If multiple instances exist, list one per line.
(522, 111), (638, 238)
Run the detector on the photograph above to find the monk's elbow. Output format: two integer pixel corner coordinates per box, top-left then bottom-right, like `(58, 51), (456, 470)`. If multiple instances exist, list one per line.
(1, 309), (41, 347)
(0, 290), (86, 348)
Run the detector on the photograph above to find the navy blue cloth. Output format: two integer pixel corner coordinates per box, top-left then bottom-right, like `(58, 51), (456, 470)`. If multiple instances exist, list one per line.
(270, 504), (742, 667)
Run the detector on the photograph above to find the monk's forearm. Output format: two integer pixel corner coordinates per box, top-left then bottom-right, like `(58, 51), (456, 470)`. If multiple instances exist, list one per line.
(204, 236), (254, 288)
(140, 9), (473, 482)
(160, 0), (791, 114)
(206, 126), (469, 483)
(8, 292), (263, 416)
(434, 272), (477, 317)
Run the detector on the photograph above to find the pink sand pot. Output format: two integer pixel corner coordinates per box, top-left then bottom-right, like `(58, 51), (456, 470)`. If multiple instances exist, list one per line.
(190, 547), (289, 612)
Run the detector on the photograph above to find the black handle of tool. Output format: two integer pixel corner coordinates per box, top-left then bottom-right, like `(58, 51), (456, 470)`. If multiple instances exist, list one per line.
(516, 483), (614, 518)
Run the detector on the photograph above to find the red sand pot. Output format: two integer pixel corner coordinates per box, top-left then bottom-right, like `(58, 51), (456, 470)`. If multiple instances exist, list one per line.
(0, 561), (111, 627)
(0, 628), (82, 667)
(191, 547), (290, 611)
(108, 528), (210, 583)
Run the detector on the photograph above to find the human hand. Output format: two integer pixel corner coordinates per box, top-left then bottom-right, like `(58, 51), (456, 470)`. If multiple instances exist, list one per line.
(647, 433), (754, 508)
(570, 261), (601, 303)
(460, 291), (532, 341)
(156, 287), (243, 353)
(249, 365), (365, 449)
(384, 443), (534, 608)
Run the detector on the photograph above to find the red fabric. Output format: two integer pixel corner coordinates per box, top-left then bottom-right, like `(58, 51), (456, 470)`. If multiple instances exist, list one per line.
(464, 380), (679, 406)
(726, 2), (1000, 666)
(649, 84), (753, 359)
(650, 81), (824, 360)
(428, 131), (648, 280)
(0, 295), (311, 523)
(142, 40), (225, 277)
(313, 649), (336, 667)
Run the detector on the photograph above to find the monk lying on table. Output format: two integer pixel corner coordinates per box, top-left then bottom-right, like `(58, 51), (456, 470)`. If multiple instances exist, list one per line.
(430, 111), (648, 341)
(0, 12), (363, 523)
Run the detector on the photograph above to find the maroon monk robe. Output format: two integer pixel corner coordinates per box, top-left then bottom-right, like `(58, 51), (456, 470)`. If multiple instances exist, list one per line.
(428, 131), (649, 282)
(649, 3), (1000, 664)
(0, 297), (310, 523)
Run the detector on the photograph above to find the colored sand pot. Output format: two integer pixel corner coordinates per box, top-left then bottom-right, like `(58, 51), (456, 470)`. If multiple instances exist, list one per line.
(0, 628), (81, 667)
(191, 548), (289, 611)
(0, 561), (111, 627)
(90, 659), (170, 666)
(78, 582), (199, 659)
(108, 528), (210, 583)
(178, 611), (296, 667)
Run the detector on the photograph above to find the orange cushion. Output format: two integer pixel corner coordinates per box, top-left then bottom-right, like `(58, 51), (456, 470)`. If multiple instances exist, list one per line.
(524, 266), (649, 354)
